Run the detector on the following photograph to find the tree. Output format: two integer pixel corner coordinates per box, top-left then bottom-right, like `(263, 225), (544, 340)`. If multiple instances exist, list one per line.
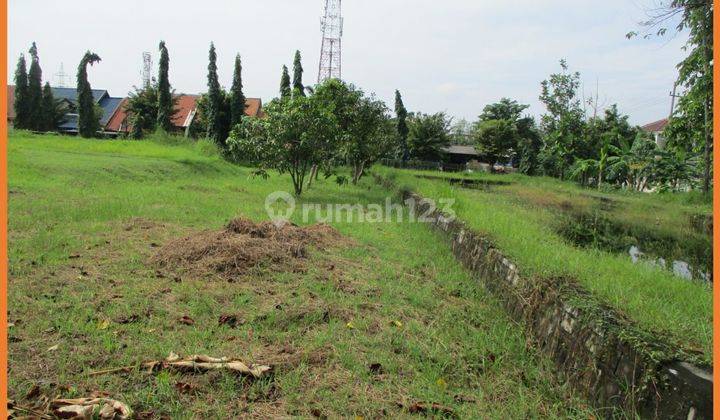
(629, 0), (712, 193)
(27, 42), (43, 131)
(407, 112), (451, 161)
(473, 119), (517, 166)
(292, 50), (305, 97)
(538, 59), (586, 178)
(315, 80), (394, 183)
(206, 43), (228, 146)
(156, 40), (173, 132)
(228, 95), (337, 195)
(279, 65), (291, 99)
(347, 96), (395, 183)
(13, 54), (31, 129)
(479, 97), (528, 121)
(125, 82), (177, 138)
(76, 51), (102, 138)
(516, 117), (542, 175)
(472, 98), (531, 166)
(230, 54), (246, 128)
(394, 90), (410, 160)
(40, 82), (64, 131)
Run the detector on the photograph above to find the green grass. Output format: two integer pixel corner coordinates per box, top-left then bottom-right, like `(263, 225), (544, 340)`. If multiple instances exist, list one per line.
(8, 131), (595, 418)
(376, 166), (712, 359)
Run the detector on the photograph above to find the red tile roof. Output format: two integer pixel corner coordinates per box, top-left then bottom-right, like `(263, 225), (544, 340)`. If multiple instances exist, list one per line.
(641, 118), (668, 133)
(172, 94), (200, 128)
(244, 98), (263, 117)
(105, 97), (129, 132)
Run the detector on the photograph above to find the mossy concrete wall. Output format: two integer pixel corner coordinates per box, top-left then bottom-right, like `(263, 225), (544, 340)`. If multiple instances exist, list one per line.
(408, 193), (712, 418)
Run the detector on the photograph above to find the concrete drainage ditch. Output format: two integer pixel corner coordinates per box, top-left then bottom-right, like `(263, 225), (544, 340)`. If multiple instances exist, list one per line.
(403, 191), (712, 419)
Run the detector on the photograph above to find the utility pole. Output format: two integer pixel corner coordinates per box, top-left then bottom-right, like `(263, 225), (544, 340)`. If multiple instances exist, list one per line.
(668, 81), (680, 118)
(317, 0), (343, 83)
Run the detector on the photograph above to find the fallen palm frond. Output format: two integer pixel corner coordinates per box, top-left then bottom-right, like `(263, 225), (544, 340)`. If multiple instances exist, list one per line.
(88, 352), (272, 379)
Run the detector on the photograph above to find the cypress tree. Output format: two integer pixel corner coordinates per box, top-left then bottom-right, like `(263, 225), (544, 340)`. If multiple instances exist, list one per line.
(230, 54), (246, 127)
(77, 51), (101, 138)
(292, 50), (305, 97)
(156, 40), (173, 132)
(279, 65), (291, 99)
(206, 42), (223, 145)
(41, 82), (56, 131)
(394, 90), (409, 161)
(13, 54), (30, 129)
(27, 42), (43, 130)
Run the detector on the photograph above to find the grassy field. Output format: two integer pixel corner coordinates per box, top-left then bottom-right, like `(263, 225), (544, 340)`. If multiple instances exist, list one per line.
(376, 167), (712, 360)
(8, 131), (596, 418)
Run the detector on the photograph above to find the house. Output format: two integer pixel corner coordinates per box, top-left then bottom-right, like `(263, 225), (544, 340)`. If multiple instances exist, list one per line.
(9, 84), (264, 136)
(7, 85), (125, 135)
(104, 94), (264, 136)
(442, 145), (480, 165)
(641, 118), (668, 149)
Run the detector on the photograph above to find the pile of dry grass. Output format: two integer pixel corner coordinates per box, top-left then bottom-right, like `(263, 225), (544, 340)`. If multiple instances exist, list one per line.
(150, 218), (348, 280)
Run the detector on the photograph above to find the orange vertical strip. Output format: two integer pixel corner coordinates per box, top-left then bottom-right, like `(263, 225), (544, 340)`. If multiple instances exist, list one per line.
(0, 0), (7, 415)
(714, 0), (719, 418)
(0, 0), (6, 414)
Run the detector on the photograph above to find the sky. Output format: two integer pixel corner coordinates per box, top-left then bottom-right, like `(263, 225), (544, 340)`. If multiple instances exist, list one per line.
(8, 0), (688, 126)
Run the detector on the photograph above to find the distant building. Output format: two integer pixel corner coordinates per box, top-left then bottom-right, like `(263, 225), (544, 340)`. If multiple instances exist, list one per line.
(105, 94), (264, 136)
(7, 85), (263, 136)
(442, 145), (480, 165)
(641, 118), (668, 149)
(7, 85), (124, 135)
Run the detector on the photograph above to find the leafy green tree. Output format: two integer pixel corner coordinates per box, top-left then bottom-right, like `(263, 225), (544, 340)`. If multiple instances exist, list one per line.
(40, 82), (64, 131)
(394, 90), (410, 160)
(228, 95), (337, 195)
(27, 42), (43, 130)
(279, 65), (291, 99)
(312, 79), (361, 176)
(473, 119), (517, 166)
(76, 51), (102, 138)
(314, 80), (393, 183)
(472, 98), (532, 166)
(516, 117), (542, 175)
(230, 54), (246, 128)
(125, 82), (176, 138)
(13, 54), (31, 129)
(538, 60), (586, 178)
(629, 0), (712, 193)
(407, 112), (451, 161)
(479, 97), (527, 121)
(156, 41), (173, 132)
(292, 50), (305, 97)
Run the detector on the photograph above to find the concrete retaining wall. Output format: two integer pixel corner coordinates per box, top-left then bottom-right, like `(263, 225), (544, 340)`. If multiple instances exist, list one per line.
(408, 193), (712, 418)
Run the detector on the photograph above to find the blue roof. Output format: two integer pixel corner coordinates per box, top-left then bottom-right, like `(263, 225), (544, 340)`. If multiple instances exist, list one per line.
(51, 87), (108, 104)
(52, 87), (122, 133)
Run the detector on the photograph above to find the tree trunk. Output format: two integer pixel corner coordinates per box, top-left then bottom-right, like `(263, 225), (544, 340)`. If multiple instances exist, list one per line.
(701, 30), (712, 194)
(307, 164), (318, 188)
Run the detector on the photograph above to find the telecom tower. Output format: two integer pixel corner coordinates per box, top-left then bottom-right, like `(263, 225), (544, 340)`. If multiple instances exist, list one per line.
(317, 0), (343, 83)
(53, 63), (70, 87)
(141, 52), (153, 88)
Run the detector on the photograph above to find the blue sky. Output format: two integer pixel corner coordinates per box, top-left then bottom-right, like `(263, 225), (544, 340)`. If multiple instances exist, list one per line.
(8, 0), (687, 125)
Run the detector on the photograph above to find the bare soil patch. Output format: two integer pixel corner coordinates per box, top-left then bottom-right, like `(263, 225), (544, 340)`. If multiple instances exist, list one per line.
(150, 218), (351, 280)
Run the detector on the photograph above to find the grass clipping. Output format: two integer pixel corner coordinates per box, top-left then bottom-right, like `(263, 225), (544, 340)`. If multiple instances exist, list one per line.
(151, 218), (348, 280)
